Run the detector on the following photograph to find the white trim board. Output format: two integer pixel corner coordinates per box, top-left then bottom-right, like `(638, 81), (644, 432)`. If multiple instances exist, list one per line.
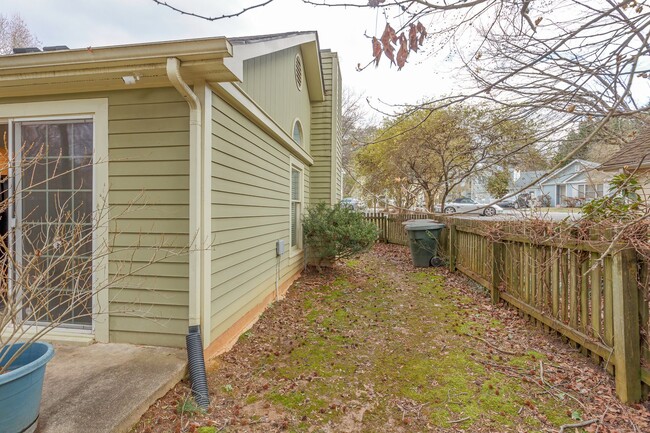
(0, 98), (110, 343)
(289, 156), (305, 259)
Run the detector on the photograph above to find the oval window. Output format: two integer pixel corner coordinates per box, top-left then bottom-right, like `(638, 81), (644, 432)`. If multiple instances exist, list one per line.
(292, 120), (303, 146)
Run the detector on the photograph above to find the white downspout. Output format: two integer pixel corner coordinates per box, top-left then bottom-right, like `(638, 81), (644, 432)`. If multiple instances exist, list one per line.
(166, 57), (202, 328)
(167, 57), (211, 407)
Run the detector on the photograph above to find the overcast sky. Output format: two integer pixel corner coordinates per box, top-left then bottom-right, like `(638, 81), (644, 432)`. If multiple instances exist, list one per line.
(2, 0), (466, 117)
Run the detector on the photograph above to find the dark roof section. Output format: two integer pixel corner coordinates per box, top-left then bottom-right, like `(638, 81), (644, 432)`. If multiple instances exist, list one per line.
(229, 31), (317, 45)
(599, 129), (650, 171)
(12, 47), (41, 54)
(43, 45), (69, 52)
(512, 171), (546, 190)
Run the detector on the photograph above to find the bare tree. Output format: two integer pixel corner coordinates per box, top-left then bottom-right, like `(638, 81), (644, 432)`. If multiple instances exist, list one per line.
(356, 103), (538, 211)
(153, 1), (650, 144)
(154, 1), (650, 218)
(341, 88), (378, 197)
(0, 14), (39, 55)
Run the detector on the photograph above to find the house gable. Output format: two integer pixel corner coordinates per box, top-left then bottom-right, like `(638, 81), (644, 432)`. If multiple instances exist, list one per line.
(226, 32), (325, 102)
(541, 159), (599, 185)
(563, 167), (610, 185)
(511, 170), (545, 192)
(238, 46), (312, 150)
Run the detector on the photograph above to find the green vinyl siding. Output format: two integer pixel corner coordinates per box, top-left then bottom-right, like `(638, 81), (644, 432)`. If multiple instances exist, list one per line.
(310, 51), (341, 205)
(240, 46), (312, 151)
(210, 93), (307, 343)
(0, 87), (190, 348)
(0, 46), (339, 350)
(107, 88), (189, 348)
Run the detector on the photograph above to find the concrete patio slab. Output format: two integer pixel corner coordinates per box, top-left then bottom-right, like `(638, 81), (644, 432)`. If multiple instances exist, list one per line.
(37, 343), (186, 433)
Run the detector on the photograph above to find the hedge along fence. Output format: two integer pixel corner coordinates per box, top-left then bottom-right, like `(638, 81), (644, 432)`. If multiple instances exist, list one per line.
(368, 213), (649, 403)
(436, 216), (649, 404)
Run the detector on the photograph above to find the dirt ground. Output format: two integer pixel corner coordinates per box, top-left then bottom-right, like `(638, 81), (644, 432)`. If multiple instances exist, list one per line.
(132, 243), (650, 433)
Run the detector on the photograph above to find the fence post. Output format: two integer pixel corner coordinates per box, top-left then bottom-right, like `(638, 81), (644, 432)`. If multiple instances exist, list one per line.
(449, 224), (457, 272)
(491, 241), (503, 305)
(612, 248), (641, 403)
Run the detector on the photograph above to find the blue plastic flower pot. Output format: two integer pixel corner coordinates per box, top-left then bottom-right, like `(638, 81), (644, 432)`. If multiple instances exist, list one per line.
(0, 342), (55, 433)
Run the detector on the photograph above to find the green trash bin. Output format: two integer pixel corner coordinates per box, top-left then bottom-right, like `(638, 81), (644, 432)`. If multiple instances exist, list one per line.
(404, 221), (445, 267)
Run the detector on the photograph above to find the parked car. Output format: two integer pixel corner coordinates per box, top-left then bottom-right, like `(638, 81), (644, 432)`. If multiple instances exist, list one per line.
(443, 197), (502, 216)
(365, 207), (383, 214)
(340, 197), (365, 211)
(497, 199), (516, 209)
(513, 192), (552, 209)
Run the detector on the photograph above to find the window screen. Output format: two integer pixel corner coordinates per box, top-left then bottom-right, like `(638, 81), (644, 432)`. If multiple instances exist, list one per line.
(15, 120), (94, 328)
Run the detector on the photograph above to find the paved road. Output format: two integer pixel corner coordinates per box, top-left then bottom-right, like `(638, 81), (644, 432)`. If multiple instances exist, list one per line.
(503, 208), (582, 220)
(450, 208), (582, 221)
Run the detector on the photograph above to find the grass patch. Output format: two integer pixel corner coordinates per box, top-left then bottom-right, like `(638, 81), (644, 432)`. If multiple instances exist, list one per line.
(207, 251), (581, 431)
(245, 394), (260, 405)
(133, 245), (635, 433)
(346, 259), (360, 268)
(176, 398), (204, 416)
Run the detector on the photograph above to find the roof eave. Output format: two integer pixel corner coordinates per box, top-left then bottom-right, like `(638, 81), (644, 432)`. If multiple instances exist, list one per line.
(599, 162), (650, 171)
(0, 36), (236, 98)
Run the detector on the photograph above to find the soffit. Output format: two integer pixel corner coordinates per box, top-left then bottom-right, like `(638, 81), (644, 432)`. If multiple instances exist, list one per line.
(0, 37), (236, 97)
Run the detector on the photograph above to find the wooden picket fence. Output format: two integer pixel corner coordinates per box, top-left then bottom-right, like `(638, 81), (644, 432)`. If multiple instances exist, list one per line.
(369, 213), (649, 403)
(441, 217), (649, 403)
(364, 212), (432, 246)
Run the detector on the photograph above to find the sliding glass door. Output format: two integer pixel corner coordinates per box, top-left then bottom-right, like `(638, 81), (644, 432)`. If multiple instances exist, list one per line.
(13, 119), (94, 329)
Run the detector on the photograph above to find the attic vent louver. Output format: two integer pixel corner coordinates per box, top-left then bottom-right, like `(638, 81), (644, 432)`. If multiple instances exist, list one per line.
(294, 54), (303, 91)
(43, 46), (69, 52)
(12, 47), (41, 54)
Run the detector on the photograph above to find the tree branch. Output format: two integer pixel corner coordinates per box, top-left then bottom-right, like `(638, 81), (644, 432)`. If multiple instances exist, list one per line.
(151, 0), (276, 21)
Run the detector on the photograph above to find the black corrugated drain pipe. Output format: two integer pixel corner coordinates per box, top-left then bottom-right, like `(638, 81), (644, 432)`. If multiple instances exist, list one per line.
(186, 325), (210, 408)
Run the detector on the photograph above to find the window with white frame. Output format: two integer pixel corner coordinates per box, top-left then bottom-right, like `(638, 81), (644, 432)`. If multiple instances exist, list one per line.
(594, 183), (604, 198)
(292, 120), (303, 147)
(0, 98), (109, 340)
(16, 120), (95, 327)
(578, 184), (603, 200)
(290, 165), (303, 249)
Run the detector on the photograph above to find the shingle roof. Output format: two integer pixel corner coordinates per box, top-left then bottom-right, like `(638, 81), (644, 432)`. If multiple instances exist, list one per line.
(512, 171), (546, 190)
(599, 130), (650, 171)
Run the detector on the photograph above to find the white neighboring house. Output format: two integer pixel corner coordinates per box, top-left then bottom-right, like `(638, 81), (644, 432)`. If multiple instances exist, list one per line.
(465, 173), (495, 203)
(540, 159), (612, 207)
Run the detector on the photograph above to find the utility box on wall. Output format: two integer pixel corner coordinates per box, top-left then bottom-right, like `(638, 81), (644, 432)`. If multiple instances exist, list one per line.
(276, 239), (285, 256)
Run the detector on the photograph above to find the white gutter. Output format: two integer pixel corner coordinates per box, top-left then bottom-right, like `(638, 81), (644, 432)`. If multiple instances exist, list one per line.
(166, 57), (202, 328)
